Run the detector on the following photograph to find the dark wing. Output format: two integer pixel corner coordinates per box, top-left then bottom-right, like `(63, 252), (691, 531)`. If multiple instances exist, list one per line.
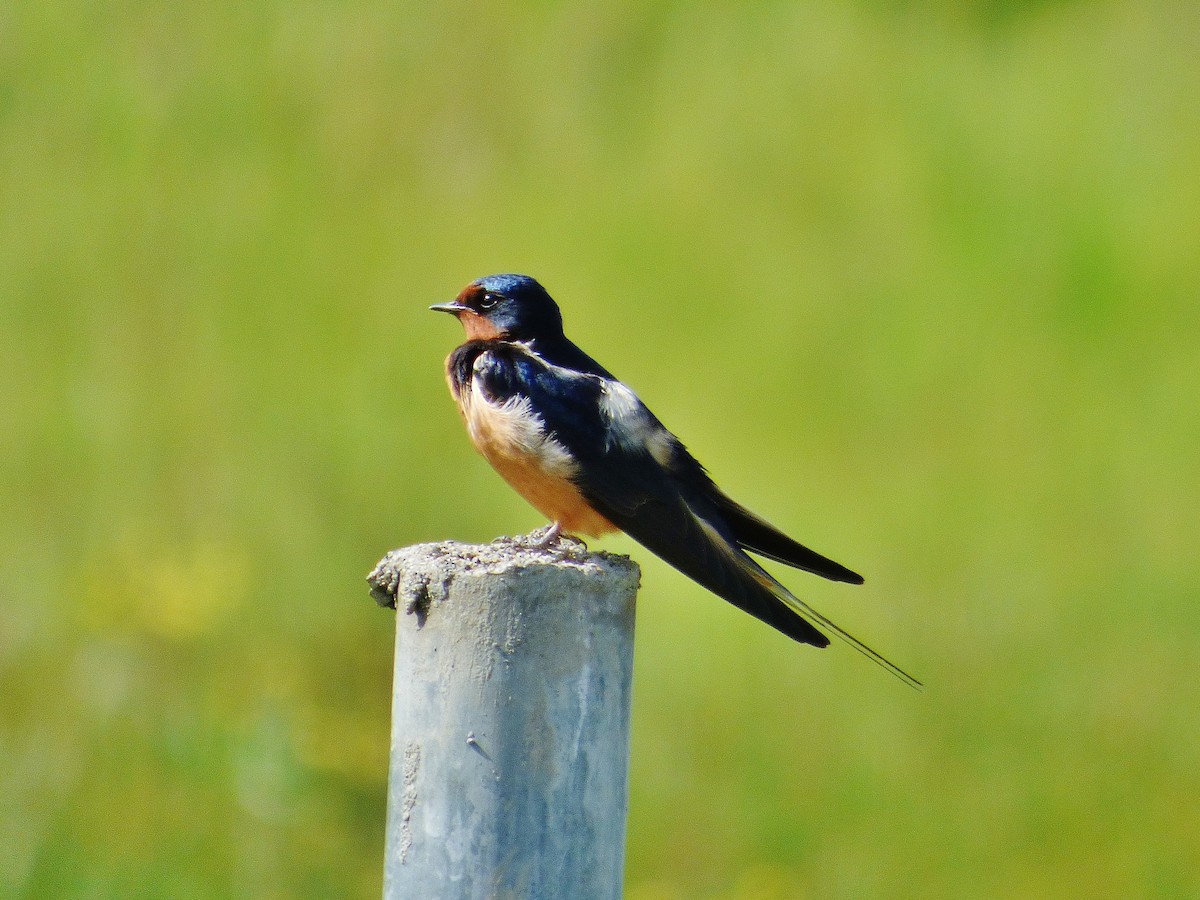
(709, 494), (864, 584)
(492, 345), (830, 648)
(576, 426), (834, 648)
(482, 344), (921, 686)
(481, 346), (829, 646)
(622, 431), (921, 686)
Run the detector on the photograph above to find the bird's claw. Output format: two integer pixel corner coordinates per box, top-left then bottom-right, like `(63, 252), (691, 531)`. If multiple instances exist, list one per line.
(532, 522), (562, 549)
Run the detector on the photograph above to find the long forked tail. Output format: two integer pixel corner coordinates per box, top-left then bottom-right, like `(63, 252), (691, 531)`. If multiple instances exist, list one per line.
(749, 566), (924, 690)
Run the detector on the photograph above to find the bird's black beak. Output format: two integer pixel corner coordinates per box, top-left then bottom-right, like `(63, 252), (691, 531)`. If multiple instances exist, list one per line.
(429, 301), (467, 315)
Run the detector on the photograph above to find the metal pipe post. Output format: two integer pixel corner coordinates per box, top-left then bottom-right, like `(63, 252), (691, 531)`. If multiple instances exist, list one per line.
(367, 534), (640, 900)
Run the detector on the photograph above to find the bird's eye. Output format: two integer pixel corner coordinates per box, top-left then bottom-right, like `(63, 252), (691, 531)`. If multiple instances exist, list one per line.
(478, 293), (499, 311)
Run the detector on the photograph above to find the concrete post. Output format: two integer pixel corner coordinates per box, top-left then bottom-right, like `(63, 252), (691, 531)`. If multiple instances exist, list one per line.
(367, 533), (641, 900)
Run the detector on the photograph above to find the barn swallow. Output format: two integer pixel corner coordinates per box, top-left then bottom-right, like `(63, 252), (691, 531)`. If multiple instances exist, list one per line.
(431, 274), (920, 688)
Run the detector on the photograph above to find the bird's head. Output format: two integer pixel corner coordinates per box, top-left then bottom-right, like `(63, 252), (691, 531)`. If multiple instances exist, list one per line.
(430, 274), (564, 342)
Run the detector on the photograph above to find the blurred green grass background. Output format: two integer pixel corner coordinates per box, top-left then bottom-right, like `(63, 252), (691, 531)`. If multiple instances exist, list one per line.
(3, 1), (1198, 896)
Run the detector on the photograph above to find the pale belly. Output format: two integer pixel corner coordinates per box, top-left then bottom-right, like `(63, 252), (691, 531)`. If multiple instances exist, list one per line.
(460, 384), (616, 538)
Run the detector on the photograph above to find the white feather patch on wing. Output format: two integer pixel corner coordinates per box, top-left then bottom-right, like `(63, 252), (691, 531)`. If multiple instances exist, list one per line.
(598, 378), (675, 464)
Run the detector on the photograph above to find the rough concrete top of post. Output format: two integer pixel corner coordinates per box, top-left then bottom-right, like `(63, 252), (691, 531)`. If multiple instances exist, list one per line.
(367, 531), (641, 624)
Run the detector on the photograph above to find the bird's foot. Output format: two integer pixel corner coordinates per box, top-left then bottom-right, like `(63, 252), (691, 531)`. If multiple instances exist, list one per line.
(532, 522), (562, 549)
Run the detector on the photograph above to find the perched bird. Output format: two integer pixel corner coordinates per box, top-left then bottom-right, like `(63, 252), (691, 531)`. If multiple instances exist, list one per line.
(431, 274), (920, 688)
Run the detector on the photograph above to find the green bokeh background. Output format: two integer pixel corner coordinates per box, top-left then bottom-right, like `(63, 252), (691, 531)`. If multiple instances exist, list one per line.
(3, 1), (1197, 897)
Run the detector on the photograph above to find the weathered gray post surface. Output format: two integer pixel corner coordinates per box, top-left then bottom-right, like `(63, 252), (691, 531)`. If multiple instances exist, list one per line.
(367, 533), (640, 900)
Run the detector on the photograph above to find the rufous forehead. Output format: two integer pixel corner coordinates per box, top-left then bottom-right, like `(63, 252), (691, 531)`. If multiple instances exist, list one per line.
(456, 283), (485, 304)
